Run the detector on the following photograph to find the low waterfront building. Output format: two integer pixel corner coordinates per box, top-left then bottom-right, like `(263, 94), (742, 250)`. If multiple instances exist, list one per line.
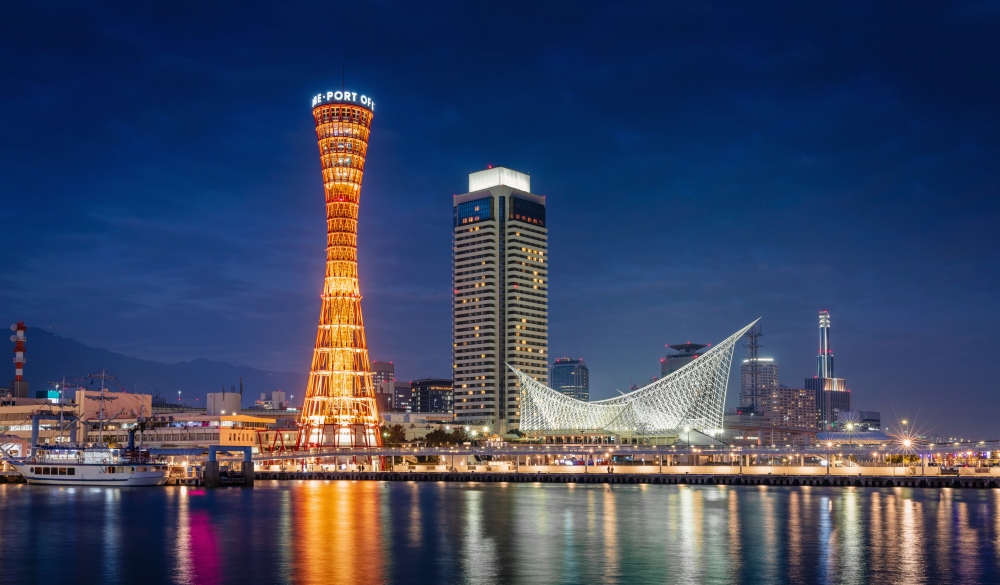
(380, 412), (455, 441)
(206, 391), (241, 416)
(254, 391), (287, 410)
(836, 410), (881, 432)
(89, 413), (277, 448)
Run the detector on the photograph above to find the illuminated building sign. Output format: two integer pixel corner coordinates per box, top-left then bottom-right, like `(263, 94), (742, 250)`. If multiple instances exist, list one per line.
(311, 90), (375, 110)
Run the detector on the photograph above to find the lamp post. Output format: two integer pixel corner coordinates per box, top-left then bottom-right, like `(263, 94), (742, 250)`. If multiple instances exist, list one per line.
(901, 439), (912, 478)
(827, 441), (833, 476)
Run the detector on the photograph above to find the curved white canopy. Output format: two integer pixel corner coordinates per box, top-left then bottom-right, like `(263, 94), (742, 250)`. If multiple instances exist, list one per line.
(515, 320), (758, 434)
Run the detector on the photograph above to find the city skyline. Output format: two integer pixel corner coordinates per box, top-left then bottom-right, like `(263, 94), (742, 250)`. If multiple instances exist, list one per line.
(2, 3), (998, 437)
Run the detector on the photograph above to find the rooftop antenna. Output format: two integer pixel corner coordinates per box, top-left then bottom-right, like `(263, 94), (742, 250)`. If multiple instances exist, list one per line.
(342, 65), (345, 92)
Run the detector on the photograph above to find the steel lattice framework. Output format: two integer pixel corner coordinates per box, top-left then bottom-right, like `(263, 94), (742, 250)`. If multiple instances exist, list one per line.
(298, 92), (381, 448)
(516, 320), (758, 435)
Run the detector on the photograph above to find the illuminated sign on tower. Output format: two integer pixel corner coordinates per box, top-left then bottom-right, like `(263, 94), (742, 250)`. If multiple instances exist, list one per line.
(298, 89), (382, 448)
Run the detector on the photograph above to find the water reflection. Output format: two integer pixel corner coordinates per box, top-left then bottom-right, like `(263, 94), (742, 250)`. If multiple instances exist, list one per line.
(460, 488), (500, 585)
(839, 489), (864, 585)
(602, 485), (619, 582)
(727, 489), (743, 578)
(173, 489), (193, 584)
(0, 483), (999, 585)
(295, 481), (385, 585)
(787, 490), (803, 583)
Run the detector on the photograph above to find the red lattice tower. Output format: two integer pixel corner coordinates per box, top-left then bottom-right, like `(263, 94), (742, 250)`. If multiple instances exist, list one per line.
(298, 90), (382, 448)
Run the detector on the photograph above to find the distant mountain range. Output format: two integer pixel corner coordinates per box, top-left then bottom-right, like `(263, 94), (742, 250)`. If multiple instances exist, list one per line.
(9, 328), (306, 408)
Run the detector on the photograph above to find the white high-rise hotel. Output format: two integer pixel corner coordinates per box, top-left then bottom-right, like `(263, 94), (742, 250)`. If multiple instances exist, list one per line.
(453, 167), (548, 433)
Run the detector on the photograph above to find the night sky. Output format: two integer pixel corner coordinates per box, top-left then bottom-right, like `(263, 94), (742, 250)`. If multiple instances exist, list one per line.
(2, 3), (998, 437)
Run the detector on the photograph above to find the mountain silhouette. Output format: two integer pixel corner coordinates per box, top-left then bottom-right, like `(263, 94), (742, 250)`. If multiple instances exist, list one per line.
(7, 327), (306, 408)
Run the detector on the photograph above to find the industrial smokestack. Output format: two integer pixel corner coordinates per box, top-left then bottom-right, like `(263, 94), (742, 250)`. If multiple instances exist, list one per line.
(9, 322), (28, 398)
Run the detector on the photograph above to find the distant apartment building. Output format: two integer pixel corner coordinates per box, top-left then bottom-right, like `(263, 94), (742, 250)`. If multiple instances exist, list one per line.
(410, 378), (454, 415)
(760, 386), (817, 430)
(393, 381), (412, 412)
(371, 360), (396, 413)
(371, 361), (395, 391)
(550, 358), (589, 401)
(740, 357), (778, 412)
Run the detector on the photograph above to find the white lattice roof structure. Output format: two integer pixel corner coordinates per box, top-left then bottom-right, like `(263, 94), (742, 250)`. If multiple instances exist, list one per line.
(514, 320), (758, 435)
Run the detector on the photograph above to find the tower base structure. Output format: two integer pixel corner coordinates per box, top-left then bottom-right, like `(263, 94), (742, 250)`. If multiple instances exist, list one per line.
(297, 422), (380, 449)
(8, 380), (29, 399)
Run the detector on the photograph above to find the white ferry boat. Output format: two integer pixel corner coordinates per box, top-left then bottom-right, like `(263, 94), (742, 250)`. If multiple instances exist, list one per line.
(10, 446), (168, 486)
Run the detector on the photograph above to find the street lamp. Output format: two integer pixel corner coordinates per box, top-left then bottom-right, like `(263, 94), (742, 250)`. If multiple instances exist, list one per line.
(826, 441), (833, 476)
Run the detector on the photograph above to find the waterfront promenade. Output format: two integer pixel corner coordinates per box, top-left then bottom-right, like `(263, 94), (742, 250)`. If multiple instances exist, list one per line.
(248, 470), (999, 490)
(233, 443), (1000, 489)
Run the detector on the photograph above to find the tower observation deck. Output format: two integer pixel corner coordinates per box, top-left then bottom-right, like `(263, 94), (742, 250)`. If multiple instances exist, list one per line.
(298, 89), (381, 448)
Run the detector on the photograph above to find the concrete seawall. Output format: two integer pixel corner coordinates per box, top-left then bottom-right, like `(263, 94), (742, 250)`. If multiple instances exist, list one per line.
(249, 471), (999, 489)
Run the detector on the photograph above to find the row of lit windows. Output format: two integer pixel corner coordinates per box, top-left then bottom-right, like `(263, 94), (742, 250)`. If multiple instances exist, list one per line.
(455, 198), (493, 226)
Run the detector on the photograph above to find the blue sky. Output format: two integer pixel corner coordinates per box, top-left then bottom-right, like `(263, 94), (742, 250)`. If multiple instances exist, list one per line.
(2, 2), (998, 437)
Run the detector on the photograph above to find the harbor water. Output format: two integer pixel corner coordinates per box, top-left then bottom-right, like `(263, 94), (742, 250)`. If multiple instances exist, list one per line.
(0, 481), (998, 584)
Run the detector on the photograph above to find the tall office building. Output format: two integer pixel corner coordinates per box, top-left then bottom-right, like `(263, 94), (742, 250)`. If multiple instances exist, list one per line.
(550, 358), (589, 401)
(740, 357), (778, 411)
(804, 310), (849, 430)
(452, 167), (548, 433)
(661, 343), (707, 377)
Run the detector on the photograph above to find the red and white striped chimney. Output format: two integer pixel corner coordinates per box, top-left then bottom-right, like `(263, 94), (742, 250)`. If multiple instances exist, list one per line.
(10, 322), (26, 381)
